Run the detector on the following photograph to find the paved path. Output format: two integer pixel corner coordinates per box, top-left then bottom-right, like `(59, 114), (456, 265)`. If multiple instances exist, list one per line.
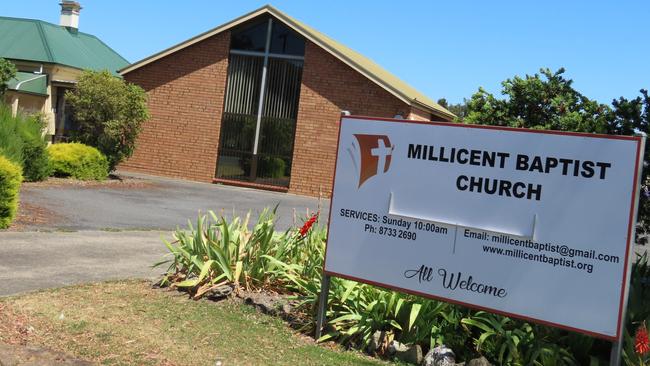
(0, 231), (169, 297)
(1, 173), (328, 297)
(20, 171), (327, 231)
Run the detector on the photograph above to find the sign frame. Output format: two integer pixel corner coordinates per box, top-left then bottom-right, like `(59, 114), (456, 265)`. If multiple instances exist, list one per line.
(316, 115), (644, 349)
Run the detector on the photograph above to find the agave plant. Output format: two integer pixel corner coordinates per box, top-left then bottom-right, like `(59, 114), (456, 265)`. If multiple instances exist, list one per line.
(155, 207), (289, 297)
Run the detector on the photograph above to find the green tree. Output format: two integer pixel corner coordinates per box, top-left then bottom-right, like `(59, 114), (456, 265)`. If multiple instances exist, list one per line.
(65, 70), (149, 171)
(609, 90), (650, 239)
(0, 58), (17, 97)
(437, 98), (469, 121)
(464, 67), (650, 237)
(465, 68), (611, 133)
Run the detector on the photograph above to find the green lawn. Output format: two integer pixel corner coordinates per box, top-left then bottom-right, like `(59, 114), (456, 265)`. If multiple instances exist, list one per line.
(0, 280), (389, 366)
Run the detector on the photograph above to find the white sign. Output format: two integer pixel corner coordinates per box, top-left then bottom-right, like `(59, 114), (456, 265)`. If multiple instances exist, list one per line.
(324, 116), (643, 340)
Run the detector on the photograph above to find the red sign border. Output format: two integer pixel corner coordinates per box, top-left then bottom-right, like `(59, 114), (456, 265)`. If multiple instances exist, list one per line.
(322, 115), (644, 341)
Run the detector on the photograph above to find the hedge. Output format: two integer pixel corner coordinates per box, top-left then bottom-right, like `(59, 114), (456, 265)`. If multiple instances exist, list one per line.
(0, 105), (50, 182)
(0, 155), (22, 229)
(48, 143), (109, 180)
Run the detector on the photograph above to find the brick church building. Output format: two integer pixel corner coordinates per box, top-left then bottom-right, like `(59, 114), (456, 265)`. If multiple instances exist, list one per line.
(120, 5), (453, 197)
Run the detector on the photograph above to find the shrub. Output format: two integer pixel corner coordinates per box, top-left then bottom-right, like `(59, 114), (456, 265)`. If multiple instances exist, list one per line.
(21, 133), (50, 181)
(19, 114), (50, 181)
(0, 58), (16, 97)
(48, 143), (108, 180)
(259, 157), (287, 178)
(0, 155), (22, 229)
(65, 70), (149, 171)
(0, 104), (25, 165)
(0, 104), (50, 181)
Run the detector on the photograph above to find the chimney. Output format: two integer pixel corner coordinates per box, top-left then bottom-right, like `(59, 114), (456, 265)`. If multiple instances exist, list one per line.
(59, 1), (82, 29)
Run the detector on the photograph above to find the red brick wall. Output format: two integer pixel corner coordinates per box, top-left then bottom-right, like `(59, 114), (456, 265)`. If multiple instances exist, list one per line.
(120, 32), (230, 182)
(290, 41), (412, 197)
(121, 32), (439, 197)
(408, 106), (432, 121)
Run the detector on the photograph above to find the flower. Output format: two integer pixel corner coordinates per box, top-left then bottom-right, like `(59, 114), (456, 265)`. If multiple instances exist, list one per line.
(299, 212), (319, 237)
(636, 322), (650, 355)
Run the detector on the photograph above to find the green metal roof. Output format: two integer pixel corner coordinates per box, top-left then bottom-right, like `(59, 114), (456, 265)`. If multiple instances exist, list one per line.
(7, 71), (48, 96)
(0, 16), (129, 74)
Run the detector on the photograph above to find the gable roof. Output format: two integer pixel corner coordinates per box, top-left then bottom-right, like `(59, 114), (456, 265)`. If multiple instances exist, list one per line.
(120, 5), (454, 120)
(0, 16), (129, 74)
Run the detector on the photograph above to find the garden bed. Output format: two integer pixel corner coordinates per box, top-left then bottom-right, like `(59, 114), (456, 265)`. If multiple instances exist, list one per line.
(7, 200), (63, 231)
(155, 209), (650, 366)
(21, 174), (157, 189)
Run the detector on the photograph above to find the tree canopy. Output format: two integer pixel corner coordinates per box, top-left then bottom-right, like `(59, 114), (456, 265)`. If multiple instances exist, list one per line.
(65, 70), (149, 171)
(0, 58), (17, 97)
(464, 68), (612, 133)
(455, 67), (650, 236)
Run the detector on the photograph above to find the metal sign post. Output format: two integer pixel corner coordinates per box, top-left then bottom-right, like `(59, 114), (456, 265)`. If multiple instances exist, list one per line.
(314, 274), (331, 340)
(610, 136), (645, 366)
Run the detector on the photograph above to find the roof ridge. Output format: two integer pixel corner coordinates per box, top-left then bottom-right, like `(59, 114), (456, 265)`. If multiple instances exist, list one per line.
(0, 15), (43, 23)
(118, 5), (454, 119)
(0, 16), (129, 75)
(0, 16), (107, 41)
(35, 21), (55, 62)
(266, 8), (453, 118)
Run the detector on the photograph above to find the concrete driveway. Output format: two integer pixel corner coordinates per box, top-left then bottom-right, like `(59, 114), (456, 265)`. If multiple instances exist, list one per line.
(0, 231), (169, 296)
(18, 171), (327, 231)
(0, 172), (327, 296)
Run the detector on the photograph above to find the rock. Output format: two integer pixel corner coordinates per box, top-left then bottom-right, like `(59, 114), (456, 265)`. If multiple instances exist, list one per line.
(388, 341), (422, 364)
(205, 284), (234, 300)
(388, 340), (407, 355)
(422, 345), (455, 366)
(151, 275), (168, 288)
(367, 330), (386, 354)
(245, 295), (274, 314)
(467, 356), (492, 366)
(241, 291), (294, 319)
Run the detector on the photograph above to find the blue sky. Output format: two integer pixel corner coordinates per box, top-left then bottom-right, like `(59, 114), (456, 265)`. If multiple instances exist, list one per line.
(4, 1), (649, 104)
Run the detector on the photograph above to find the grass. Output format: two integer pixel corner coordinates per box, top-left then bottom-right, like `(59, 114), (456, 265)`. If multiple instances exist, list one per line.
(0, 280), (390, 366)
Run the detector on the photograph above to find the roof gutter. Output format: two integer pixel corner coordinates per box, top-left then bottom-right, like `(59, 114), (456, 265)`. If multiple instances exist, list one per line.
(411, 99), (456, 121)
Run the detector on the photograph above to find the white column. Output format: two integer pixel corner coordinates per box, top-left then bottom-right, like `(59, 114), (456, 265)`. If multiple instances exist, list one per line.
(10, 95), (19, 117)
(252, 18), (274, 156)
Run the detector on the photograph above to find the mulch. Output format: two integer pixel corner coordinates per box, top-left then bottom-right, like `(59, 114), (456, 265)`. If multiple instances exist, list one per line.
(7, 201), (63, 231)
(21, 175), (157, 190)
(0, 303), (34, 346)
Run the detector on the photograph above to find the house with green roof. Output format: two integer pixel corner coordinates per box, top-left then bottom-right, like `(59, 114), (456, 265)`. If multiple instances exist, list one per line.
(0, 1), (129, 141)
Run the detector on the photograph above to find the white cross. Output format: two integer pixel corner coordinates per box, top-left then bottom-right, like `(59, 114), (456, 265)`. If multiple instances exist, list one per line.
(371, 139), (393, 174)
